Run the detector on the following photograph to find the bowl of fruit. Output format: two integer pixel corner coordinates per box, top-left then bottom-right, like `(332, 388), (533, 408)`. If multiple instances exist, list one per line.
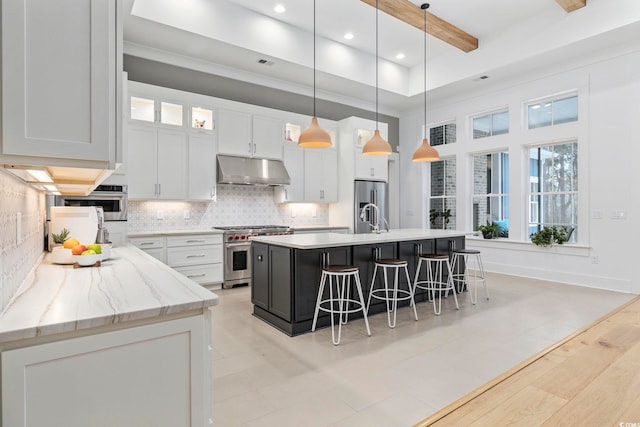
(71, 242), (104, 267)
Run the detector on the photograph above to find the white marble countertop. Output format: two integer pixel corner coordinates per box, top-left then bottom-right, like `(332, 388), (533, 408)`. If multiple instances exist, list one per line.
(128, 229), (224, 238)
(0, 245), (219, 344)
(290, 225), (350, 231)
(251, 228), (470, 249)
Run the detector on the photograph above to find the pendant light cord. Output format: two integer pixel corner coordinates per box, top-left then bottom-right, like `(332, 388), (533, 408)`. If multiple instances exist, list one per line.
(423, 3), (429, 135)
(375, 0), (379, 130)
(313, 0), (317, 118)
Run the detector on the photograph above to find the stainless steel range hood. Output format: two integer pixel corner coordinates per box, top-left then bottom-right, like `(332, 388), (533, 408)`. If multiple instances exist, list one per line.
(216, 155), (291, 186)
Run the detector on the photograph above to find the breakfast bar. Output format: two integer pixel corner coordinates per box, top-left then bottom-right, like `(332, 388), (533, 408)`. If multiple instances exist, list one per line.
(250, 229), (467, 336)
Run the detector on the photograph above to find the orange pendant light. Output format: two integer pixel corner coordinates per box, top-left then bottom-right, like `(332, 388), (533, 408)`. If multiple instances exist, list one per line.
(298, 0), (332, 149)
(362, 0), (391, 156)
(412, 3), (439, 163)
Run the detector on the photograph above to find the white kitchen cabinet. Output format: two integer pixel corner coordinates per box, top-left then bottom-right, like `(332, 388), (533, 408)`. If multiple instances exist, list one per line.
(166, 234), (224, 290)
(354, 146), (388, 182)
(129, 95), (185, 127)
(1, 0), (122, 169)
(2, 314), (210, 427)
(277, 145), (305, 202)
(128, 236), (166, 263)
(304, 149), (338, 202)
(187, 133), (217, 201)
(127, 125), (186, 200)
(218, 109), (283, 159)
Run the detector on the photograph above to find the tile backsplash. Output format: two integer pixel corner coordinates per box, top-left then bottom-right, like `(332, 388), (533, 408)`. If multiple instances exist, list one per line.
(0, 169), (46, 311)
(127, 185), (330, 233)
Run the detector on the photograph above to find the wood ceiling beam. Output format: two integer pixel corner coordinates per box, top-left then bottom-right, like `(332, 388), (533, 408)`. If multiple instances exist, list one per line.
(360, 0), (478, 53)
(555, 0), (586, 12)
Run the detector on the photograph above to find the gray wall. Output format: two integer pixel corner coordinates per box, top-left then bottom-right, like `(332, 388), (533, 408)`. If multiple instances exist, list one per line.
(124, 55), (400, 149)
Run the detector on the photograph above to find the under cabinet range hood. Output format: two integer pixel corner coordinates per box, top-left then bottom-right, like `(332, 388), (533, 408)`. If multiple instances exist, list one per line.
(216, 155), (290, 186)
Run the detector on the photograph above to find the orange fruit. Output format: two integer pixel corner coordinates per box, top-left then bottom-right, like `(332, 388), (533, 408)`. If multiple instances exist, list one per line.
(63, 238), (80, 249)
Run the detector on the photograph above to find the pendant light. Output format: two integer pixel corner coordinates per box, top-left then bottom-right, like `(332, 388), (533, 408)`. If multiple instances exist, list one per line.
(412, 3), (440, 162)
(362, 0), (392, 156)
(298, 0), (332, 148)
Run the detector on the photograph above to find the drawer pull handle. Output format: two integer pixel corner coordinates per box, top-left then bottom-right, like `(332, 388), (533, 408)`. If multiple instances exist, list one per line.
(187, 273), (206, 278)
(140, 242), (154, 246)
(187, 254), (206, 258)
(186, 239), (206, 243)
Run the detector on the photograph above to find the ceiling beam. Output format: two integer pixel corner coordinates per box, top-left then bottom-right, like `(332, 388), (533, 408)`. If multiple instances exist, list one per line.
(555, 0), (586, 12)
(360, 0), (478, 53)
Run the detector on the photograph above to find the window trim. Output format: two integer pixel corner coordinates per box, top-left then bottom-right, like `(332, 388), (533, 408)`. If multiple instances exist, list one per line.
(471, 150), (510, 234)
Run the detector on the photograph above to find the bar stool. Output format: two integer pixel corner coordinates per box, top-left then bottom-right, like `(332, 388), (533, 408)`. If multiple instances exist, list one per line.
(451, 249), (489, 304)
(412, 253), (459, 315)
(366, 259), (418, 328)
(311, 265), (371, 345)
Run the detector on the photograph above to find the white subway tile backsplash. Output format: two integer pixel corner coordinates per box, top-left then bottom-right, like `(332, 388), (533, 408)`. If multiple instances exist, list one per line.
(0, 169), (46, 311)
(127, 185), (330, 233)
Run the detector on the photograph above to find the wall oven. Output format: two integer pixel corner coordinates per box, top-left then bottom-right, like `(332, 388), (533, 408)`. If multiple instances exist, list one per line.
(215, 225), (292, 289)
(54, 185), (128, 222)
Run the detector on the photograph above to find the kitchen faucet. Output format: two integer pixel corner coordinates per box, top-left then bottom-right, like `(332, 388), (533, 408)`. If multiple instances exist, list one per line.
(359, 203), (388, 233)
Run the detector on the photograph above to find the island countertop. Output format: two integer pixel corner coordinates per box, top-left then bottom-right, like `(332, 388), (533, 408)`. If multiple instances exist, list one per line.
(250, 228), (470, 250)
(0, 245), (219, 344)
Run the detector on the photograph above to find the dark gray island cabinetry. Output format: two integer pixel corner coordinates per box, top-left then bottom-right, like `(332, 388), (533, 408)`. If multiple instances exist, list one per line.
(251, 230), (467, 336)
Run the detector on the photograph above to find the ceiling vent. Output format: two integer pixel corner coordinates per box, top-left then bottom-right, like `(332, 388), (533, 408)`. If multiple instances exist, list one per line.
(257, 58), (275, 66)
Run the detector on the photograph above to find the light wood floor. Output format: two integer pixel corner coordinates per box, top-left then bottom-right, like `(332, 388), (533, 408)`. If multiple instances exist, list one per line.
(415, 295), (640, 427)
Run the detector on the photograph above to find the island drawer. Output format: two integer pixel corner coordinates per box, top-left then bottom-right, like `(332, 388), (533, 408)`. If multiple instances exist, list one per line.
(167, 245), (223, 267)
(166, 234), (222, 247)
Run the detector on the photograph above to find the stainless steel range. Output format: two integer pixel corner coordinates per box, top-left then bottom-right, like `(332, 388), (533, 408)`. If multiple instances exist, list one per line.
(214, 225), (292, 289)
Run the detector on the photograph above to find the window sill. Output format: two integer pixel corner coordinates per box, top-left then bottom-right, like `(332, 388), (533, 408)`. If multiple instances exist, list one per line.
(465, 235), (590, 257)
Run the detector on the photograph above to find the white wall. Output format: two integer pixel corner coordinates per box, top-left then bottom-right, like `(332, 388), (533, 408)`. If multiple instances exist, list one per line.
(399, 48), (640, 294)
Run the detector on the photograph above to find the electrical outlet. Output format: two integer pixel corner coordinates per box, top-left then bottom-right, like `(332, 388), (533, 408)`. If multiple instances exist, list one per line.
(290, 207), (296, 218)
(183, 210), (190, 220)
(311, 207), (317, 218)
(156, 210), (164, 220)
(591, 256), (599, 264)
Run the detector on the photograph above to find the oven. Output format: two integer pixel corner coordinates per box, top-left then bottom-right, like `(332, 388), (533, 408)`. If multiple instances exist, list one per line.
(215, 225), (292, 289)
(54, 185), (128, 222)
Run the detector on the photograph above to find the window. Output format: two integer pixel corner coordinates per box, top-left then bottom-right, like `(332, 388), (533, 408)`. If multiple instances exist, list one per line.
(473, 110), (509, 139)
(430, 159), (457, 229)
(473, 151), (509, 236)
(429, 122), (456, 146)
(528, 95), (578, 129)
(529, 142), (578, 241)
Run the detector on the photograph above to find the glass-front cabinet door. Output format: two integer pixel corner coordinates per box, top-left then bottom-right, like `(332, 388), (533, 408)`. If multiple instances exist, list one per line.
(191, 107), (214, 131)
(129, 96), (184, 127)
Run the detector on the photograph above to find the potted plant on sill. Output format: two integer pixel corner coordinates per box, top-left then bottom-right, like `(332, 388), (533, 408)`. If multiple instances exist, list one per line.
(477, 222), (499, 239)
(530, 226), (570, 247)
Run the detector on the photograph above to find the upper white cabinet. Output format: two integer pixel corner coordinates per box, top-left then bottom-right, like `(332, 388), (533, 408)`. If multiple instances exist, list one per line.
(1, 0), (122, 169)
(130, 96), (185, 127)
(187, 133), (217, 201)
(127, 125), (186, 200)
(353, 128), (389, 182)
(304, 150), (338, 203)
(217, 109), (283, 160)
(278, 145), (305, 202)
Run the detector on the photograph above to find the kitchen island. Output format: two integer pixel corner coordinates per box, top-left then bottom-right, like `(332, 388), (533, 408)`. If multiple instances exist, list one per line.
(250, 229), (467, 336)
(0, 245), (218, 427)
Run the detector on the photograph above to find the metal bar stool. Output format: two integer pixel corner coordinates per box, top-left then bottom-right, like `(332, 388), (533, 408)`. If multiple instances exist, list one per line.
(451, 249), (489, 304)
(366, 258), (418, 328)
(311, 265), (371, 345)
(412, 253), (459, 315)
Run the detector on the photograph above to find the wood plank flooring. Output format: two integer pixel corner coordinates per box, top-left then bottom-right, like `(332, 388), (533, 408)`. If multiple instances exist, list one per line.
(415, 295), (640, 427)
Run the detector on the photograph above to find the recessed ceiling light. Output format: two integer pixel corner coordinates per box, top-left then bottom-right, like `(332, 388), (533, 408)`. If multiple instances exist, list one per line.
(344, 32), (354, 40)
(396, 53), (405, 59)
(274, 4), (285, 13)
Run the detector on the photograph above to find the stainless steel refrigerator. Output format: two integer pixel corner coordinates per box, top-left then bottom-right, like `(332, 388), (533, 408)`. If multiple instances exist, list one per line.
(354, 180), (389, 234)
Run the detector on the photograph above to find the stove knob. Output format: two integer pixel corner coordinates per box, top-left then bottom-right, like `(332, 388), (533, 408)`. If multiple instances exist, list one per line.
(234, 235), (239, 240)
(240, 235), (246, 240)
(228, 236), (233, 241)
